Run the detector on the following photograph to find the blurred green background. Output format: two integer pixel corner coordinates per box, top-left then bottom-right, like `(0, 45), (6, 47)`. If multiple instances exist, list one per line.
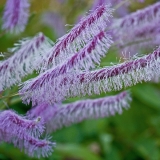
(0, 0), (160, 160)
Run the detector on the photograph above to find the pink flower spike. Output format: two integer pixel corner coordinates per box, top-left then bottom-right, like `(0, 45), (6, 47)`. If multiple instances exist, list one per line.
(0, 109), (55, 158)
(40, 4), (113, 71)
(45, 31), (112, 74)
(111, 2), (160, 52)
(16, 135), (56, 158)
(0, 110), (44, 138)
(19, 47), (160, 105)
(0, 129), (55, 158)
(0, 32), (53, 90)
(112, 2), (160, 36)
(2, 0), (30, 34)
(19, 31), (112, 105)
(28, 91), (131, 132)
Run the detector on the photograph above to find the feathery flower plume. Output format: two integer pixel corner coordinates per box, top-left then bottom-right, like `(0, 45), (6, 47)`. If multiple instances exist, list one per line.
(28, 91), (131, 132)
(0, 130), (55, 158)
(0, 110), (44, 138)
(121, 20), (160, 53)
(112, 2), (160, 49)
(112, 2), (160, 30)
(36, 31), (112, 74)
(20, 47), (160, 104)
(0, 32), (53, 91)
(14, 135), (55, 158)
(2, 0), (30, 34)
(19, 31), (112, 105)
(40, 5), (113, 70)
(0, 110), (55, 158)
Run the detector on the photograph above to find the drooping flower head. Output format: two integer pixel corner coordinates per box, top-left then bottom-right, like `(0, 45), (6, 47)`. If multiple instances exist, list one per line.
(28, 91), (131, 132)
(0, 110), (55, 158)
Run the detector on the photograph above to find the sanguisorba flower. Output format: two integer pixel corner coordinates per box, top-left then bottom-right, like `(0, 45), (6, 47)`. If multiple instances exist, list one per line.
(19, 47), (160, 105)
(2, 0), (30, 34)
(40, 4), (113, 71)
(28, 91), (131, 132)
(19, 31), (113, 105)
(0, 110), (44, 138)
(112, 2), (160, 51)
(0, 110), (55, 158)
(0, 33), (53, 91)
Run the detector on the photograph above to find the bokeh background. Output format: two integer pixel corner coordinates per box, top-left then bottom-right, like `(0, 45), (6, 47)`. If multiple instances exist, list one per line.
(0, 0), (160, 160)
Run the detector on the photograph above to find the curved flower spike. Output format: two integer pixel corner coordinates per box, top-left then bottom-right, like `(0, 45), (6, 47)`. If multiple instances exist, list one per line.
(40, 4), (113, 71)
(19, 47), (160, 105)
(111, 2), (160, 52)
(19, 31), (112, 105)
(15, 135), (55, 158)
(0, 32), (53, 91)
(113, 2), (160, 29)
(2, 0), (30, 34)
(28, 91), (131, 132)
(0, 110), (55, 158)
(0, 110), (44, 138)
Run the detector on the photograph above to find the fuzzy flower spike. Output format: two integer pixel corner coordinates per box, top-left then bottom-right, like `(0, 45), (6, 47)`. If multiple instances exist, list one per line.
(112, 2), (160, 50)
(0, 110), (44, 138)
(20, 47), (160, 104)
(2, 0), (30, 34)
(40, 4), (113, 71)
(0, 110), (56, 158)
(28, 91), (131, 132)
(19, 31), (113, 105)
(0, 32), (53, 91)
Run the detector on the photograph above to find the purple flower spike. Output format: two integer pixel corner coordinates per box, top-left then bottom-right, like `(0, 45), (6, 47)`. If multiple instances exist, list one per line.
(19, 31), (112, 105)
(111, 2), (160, 52)
(113, 2), (160, 29)
(92, 0), (129, 17)
(28, 91), (131, 132)
(19, 47), (160, 104)
(40, 5), (113, 71)
(2, 0), (30, 34)
(0, 32), (53, 91)
(112, 2), (160, 39)
(16, 135), (56, 158)
(0, 110), (44, 138)
(0, 110), (55, 158)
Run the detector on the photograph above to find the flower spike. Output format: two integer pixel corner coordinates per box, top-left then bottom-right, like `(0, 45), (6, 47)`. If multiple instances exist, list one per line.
(112, 2), (160, 50)
(19, 47), (160, 105)
(28, 91), (131, 132)
(40, 4), (113, 71)
(15, 135), (55, 158)
(0, 32), (53, 91)
(0, 110), (55, 158)
(2, 0), (30, 34)
(19, 31), (112, 105)
(0, 110), (44, 138)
